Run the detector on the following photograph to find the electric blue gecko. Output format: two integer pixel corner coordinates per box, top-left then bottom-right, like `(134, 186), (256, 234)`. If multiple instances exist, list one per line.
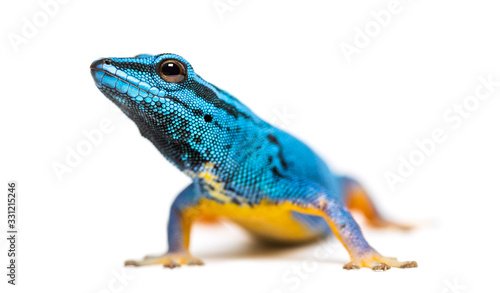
(90, 53), (417, 271)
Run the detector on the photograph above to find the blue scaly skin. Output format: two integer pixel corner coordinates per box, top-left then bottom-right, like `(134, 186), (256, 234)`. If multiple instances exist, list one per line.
(90, 53), (417, 271)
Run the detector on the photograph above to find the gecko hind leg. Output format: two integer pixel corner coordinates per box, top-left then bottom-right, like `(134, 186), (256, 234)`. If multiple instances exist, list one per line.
(342, 177), (412, 231)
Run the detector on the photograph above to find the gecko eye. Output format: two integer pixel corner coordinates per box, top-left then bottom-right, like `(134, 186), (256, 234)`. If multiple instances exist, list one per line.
(158, 59), (186, 83)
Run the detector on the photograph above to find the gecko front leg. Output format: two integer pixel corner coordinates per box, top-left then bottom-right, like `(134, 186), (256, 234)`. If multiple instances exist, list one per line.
(125, 183), (204, 268)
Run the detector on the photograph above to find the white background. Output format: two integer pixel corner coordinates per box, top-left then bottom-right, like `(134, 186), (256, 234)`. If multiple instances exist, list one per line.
(1, 0), (499, 292)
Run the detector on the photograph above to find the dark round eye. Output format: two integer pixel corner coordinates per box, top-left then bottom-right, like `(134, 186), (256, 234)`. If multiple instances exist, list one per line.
(158, 59), (186, 83)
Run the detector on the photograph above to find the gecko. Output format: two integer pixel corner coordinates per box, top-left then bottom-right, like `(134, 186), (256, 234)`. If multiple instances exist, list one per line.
(90, 53), (417, 271)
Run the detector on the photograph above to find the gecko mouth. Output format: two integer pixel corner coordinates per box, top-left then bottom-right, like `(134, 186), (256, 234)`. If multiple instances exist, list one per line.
(90, 58), (185, 111)
(90, 58), (147, 94)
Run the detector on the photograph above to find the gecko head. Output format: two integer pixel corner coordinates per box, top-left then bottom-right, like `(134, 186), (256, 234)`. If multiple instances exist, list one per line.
(90, 53), (252, 171)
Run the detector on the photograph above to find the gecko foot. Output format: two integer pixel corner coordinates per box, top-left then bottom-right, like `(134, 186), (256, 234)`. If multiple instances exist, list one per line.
(125, 252), (204, 268)
(343, 253), (417, 271)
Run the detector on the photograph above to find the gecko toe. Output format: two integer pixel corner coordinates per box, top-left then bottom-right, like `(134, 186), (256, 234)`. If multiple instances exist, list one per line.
(163, 260), (181, 269)
(400, 261), (418, 268)
(124, 260), (140, 267)
(343, 262), (361, 270)
(372, 263), (391, 271)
